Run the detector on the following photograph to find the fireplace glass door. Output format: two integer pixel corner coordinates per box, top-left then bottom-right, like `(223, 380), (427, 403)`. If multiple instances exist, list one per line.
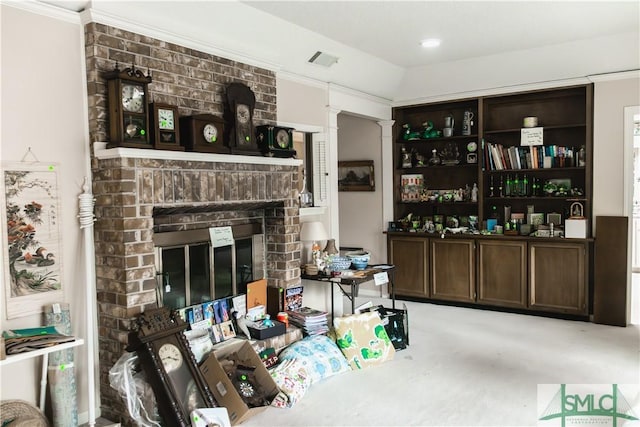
(155, 229), (265, 310)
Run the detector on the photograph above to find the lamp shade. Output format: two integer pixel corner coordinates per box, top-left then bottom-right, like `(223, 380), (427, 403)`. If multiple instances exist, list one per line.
(300, 221), (328, 242)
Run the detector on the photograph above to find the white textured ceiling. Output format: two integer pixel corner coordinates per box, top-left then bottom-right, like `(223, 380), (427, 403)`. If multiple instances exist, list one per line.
(37, 0), (640, 100)
(243, 1), (639, 68)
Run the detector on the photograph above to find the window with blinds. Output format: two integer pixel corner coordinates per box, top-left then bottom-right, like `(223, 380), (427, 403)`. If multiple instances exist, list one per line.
(293, 131), (328, 207)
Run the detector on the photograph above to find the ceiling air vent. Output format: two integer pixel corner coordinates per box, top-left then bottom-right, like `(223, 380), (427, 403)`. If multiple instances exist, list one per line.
(308, 51), (339, 67)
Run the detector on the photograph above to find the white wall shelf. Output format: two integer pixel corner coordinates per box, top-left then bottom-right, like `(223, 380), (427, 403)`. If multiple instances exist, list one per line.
(0, 338), (84, 411)
(0, 338), (84, 366)
(300, 206), (327, 217)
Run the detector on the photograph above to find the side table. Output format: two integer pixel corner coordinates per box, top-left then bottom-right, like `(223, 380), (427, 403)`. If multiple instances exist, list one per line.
(301, 264), (395, 322)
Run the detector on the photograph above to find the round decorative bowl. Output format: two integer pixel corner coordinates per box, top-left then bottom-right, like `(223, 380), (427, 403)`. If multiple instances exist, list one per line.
(346, 250), (370, 270)
(328, 256), (352, 272)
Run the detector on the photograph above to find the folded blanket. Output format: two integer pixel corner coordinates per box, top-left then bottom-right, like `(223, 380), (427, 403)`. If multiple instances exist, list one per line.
(2, 327), (75, 355)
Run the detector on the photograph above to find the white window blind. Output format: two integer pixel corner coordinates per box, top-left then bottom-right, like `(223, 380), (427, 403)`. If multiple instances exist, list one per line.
(312, 133), (328, 206)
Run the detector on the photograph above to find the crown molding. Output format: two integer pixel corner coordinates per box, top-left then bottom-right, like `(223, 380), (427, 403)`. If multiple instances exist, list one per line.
(587, 69), (640, 83)
(4, 0), (81, 24)
(80, 8), (283, 73)
(329, 82), (392, 105)
(392, 77), (592, 107)
(277, 71), (329, 91)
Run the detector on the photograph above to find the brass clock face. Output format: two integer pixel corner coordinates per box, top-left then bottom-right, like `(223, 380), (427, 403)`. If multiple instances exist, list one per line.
(159, 342), (183, 372)
(158, 108), (175, 130)
(122, 84), (145, 113)
(203, 123), (218, 143)
(276, 129), (289, 148)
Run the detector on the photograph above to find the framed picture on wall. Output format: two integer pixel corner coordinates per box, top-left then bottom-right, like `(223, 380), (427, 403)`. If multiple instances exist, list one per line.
(338, 160), (375, 192)
(1, 162), (64, 319)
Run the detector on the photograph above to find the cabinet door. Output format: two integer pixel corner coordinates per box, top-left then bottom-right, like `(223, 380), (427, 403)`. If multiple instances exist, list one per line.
(529, 241), (587, 315)
(477, 240), (527, 308)
(430, 239), (475, 302)
(388, 236), (428, 297)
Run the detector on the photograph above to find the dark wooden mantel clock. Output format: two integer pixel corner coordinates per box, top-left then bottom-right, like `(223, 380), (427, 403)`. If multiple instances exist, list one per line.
(105, 63), (153, 149)
(127, 307), (216, 426)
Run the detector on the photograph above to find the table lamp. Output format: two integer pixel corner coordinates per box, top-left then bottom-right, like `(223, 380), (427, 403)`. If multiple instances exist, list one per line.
(300, 221), (328, 264)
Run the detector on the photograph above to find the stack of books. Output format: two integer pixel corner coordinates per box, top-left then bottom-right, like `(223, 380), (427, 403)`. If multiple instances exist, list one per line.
(287, 306), (329, 336)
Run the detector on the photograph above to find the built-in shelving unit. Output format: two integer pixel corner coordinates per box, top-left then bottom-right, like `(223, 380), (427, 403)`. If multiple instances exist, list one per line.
(388, 84), (594, 319)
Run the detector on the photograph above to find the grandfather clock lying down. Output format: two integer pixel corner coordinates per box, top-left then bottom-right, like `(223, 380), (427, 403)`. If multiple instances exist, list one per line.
(128, 307), (216, 426)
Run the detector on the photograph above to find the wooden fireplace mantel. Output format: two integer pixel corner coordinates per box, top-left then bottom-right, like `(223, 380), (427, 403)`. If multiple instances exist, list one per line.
(93, 142), (303, 167)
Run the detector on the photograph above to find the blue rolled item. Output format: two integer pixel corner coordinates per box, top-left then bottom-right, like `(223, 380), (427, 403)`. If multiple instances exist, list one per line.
(44, 303), (78, 427)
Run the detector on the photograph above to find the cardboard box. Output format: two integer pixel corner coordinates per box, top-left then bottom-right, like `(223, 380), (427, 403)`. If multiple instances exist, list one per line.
(200, 340), (279, 425)
(246, 320), (286, 340)
(250, 324), (303, 354)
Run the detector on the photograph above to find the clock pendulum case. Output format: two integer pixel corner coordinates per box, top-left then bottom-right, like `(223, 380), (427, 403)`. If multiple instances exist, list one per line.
(256, 125), (296, 158)
(127, 307), (216, 426)
(105, 63), (153, 149)
(224, 82), (261, 156)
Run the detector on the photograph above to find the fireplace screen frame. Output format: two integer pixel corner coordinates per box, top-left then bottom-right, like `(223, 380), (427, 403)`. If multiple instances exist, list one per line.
(153, 224), (265, 309)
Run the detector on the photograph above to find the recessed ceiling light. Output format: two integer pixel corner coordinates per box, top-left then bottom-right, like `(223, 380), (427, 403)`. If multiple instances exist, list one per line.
(421, 39), (441, 48)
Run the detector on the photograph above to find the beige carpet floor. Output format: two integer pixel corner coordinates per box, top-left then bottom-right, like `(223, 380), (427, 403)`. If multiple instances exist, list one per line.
(243, 297), (640, 426)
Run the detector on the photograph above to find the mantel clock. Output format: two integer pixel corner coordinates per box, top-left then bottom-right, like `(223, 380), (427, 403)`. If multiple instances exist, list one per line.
(150, 102), (184, 151)
(225, 82), (261, 156)
(128, 307), (216, 426)
(256, 125), (296, 158)
(180, 114), (229, 153)
(105, 63), (153, 149)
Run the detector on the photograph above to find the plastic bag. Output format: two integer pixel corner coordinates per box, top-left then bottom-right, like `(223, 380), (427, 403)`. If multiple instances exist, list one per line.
(109, 351), (162, 427)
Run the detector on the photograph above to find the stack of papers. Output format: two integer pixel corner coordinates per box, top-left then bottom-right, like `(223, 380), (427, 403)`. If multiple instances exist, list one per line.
(286, 307), (329, 336)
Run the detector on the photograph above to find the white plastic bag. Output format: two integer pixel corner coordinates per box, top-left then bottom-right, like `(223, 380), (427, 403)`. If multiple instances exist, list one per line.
(109, 352), (162, 427)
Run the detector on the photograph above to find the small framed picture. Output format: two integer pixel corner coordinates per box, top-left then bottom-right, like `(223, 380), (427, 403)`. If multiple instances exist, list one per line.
(338, 160), (375, 191)
(220, 320), (236, 340)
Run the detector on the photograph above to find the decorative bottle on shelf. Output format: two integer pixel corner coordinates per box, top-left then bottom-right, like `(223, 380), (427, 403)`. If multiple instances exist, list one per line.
(523, 174), (530, 197)
(428, 149), (441, 166)
(505, 174), (511, 197)
(299, 173), (313, 208)
(489, 175), (495, 197)
(513, 174), (520, 196)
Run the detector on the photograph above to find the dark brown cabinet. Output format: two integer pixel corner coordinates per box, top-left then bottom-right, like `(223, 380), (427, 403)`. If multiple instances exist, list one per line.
(528, 241), (588, 315)
(477, 239), (527, 309)
(430, 239), (475, 303)
(387, 235), (429, 298)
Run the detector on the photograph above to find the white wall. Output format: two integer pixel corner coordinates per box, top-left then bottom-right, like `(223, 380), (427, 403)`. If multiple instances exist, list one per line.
(337, 114), (384, 262)
(0, 3), (94, 421)
(592, 75), (640, 221)
(276, 76), (329, 128)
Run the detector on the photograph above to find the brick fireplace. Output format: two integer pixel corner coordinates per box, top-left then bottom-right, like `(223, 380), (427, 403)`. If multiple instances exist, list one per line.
(84, 22), (302, 422)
